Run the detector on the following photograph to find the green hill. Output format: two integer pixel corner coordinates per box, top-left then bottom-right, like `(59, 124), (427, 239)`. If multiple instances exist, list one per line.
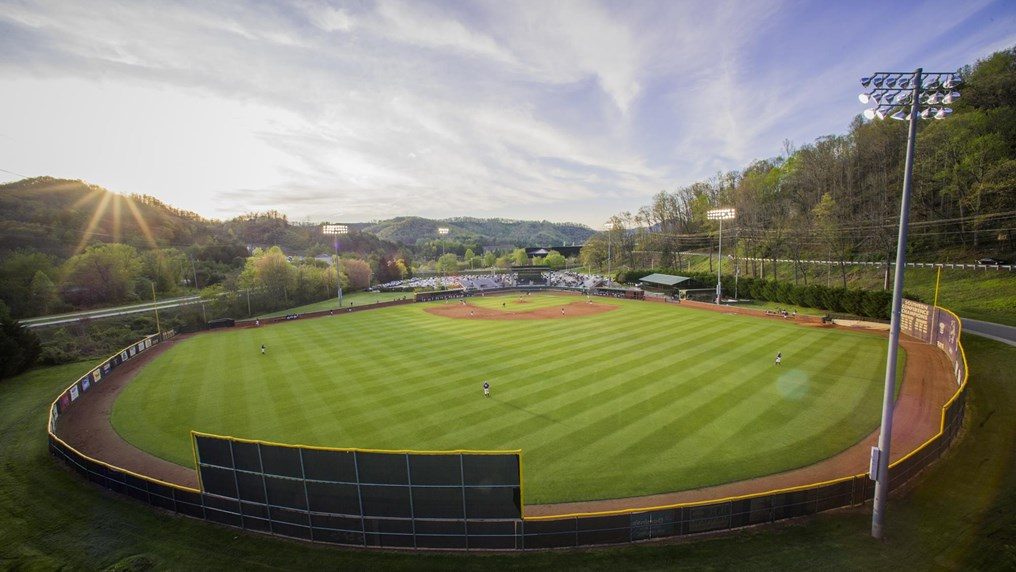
(363, 216), (594, 246)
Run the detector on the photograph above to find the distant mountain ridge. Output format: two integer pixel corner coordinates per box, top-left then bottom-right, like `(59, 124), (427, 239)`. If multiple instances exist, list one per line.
(0, 178), (595, 257)
(361, 216), (594, 246)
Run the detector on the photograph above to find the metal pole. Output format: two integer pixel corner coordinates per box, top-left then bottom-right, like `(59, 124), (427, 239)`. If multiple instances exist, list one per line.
(335, 239), (343, 306)
(872, 67), (922, 540)
(607, 229), (611, 277)
(716, 218), (723, 304)
(151, 283), (161, 334)
(246, 288), (251, 317)
(933, 266), (942, 308)
(189, 254), (199, 291)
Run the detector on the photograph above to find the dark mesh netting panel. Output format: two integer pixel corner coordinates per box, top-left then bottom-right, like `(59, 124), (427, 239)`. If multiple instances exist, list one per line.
(264, 476), (307, 510)
(259, 445), (303, 478)
(576, 515), (630, 545)
(305, 481), (360, 515)
(359, 484), (412, 518)
(310, 513), (362, 532)
(414, 519), (466, 536)
(685, 503), (731, 534)
(241, 501), (268, 519)
(302, 449), (356, 483)
(409, 454), (463, 486)
(231, 441), (262, 473)
(462, 454), (519, 486)
(357, 452), (409, 485)
(411, 486), (464, 519)
(199, 465), (238, 498)
(235, 471), (266, 504)
(196, 435), (233, 468)
(202, 494), (239, 513)
(270, 506), (309, 525)
(464, 486), (521, 519)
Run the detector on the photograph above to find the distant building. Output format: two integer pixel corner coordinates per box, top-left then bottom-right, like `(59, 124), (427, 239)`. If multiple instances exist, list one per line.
(525, 246), (582, 258)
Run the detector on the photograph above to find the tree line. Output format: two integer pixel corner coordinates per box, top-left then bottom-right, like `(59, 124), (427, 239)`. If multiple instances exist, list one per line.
(582, 48), (1016, 285)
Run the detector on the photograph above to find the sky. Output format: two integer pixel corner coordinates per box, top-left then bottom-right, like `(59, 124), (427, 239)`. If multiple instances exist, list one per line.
(0, 1), (1013, 227)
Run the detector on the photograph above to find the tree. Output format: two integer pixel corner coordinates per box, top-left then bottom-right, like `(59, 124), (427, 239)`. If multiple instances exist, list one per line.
(61, 243), (144, 306)
(482, 252), (496, 267)
(0, 302), (40, 380)
(580, 235), (607, 271)
(511, 248), (529, 266)
(544, 250), (566, 269)
(341, 258), (372, 290)
(437, 253), (459, 273)
(0, 250), (59, 318)
(29, 271), (58, 315)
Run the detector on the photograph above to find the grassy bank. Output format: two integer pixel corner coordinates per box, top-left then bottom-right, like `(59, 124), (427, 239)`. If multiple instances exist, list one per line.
(255, 291), (412, 318)
(1, 338), (1012, 569)
(664, 254), (1016, 326)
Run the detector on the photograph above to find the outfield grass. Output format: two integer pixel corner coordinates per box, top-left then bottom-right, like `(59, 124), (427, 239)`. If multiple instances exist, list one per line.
(1, 337), (1011, 569)
(256, 291), (412, 318)
(112, 294), (895, 504)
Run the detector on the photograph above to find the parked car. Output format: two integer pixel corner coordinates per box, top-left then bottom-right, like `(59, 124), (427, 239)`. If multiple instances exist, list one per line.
(976, 258), (1007, 266)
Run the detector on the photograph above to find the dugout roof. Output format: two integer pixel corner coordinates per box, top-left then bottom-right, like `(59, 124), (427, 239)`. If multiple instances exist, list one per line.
(638, 273), (691, 287)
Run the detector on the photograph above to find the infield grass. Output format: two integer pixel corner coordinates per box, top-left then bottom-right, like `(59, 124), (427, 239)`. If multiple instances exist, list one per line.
(112, 294), (897, 505)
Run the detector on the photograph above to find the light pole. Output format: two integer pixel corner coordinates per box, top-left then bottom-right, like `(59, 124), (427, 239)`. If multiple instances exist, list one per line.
(729, 254), (739, 301)
(707, 208), (735, 304)
(437, 227), (449, 277)
(603, 222), (613, 278)
(859, 68), (961, 540)
(322, 224), (348, 306)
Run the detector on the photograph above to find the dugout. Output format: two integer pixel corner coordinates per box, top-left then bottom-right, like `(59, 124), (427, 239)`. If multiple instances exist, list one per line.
(679, 288), (716, 302)
(415, 288), (466, 302)
(206, 318), (235, 329)
(593, 286), (645, 300)
(638, 273), (691, 295)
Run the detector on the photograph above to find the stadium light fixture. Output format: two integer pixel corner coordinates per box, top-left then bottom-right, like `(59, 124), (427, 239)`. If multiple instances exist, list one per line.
(436, 227), (451, 274)
(859, 67), (961, 540)
(322, 224), (349, 305)
(706, 208), (736, 305)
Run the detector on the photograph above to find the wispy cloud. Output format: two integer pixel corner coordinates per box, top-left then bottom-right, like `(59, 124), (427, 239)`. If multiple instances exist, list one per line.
(0, 0), (1012, 226)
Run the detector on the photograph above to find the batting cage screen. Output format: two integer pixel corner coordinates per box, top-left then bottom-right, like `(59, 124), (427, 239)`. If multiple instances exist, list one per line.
(192, 433), (523, 549)
(512, 265), (548, 286)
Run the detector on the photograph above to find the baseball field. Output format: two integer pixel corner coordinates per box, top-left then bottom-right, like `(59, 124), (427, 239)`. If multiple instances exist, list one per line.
(111, 293), (899, 505)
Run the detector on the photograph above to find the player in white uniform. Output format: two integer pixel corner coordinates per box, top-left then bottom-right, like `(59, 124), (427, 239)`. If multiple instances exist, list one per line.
(483, 381), (490, 397)
(775, 352), (782, 366)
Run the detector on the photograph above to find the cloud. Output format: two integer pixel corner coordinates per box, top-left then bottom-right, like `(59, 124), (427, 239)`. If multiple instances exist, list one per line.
(0, 0), (1012, 226)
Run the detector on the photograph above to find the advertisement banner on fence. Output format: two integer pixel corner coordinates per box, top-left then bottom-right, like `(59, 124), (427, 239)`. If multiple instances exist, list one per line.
(900, 299), (932, 343)
(81, 376), (91, 392)
(121, 350), (128, 361)
(92, 368), (102, 382)
(932, 309), (963, 385)
(58, 392), (71, 412)
(69, 384), (79, 401)
(102, 362), (111, 374)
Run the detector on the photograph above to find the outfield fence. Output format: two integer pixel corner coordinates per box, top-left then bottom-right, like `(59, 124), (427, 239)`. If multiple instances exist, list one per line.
(48, 299), (968, 550)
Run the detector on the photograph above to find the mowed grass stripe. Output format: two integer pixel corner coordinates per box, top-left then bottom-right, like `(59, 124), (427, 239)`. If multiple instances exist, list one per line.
(112, 295), (892, 504)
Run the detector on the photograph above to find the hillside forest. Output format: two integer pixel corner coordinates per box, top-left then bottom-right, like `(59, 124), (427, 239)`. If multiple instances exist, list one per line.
(581, 48), (1016, 286)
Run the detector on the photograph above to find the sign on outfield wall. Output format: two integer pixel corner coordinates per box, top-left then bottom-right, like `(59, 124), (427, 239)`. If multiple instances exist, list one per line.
(900, 299), (932, 343)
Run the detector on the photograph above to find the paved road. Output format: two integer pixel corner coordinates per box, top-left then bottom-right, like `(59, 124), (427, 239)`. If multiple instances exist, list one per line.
(22, 295), (205, 329)
(962, 318), (1016, 347)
